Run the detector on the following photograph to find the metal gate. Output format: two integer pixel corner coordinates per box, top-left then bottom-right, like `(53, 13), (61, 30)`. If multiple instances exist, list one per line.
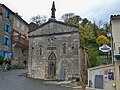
(48, 52), (56, 79)
(95, 75), (104, 89)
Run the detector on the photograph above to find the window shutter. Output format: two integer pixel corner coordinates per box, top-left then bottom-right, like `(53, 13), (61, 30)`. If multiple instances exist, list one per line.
(5, 11), (8, 18)
(1, 50), (4, 57)
(7, 39), (11, 47)
(10, 13), (12, 20)
(4, 24), (7, 31)
(2, 36), (6, 45)
(7, 52), (10, 59)
(8, 26), (12, 33)
(8, 52), (10, 58)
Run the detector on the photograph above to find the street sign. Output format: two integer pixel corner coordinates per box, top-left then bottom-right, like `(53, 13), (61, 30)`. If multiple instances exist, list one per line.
(99, 44), (111, 52)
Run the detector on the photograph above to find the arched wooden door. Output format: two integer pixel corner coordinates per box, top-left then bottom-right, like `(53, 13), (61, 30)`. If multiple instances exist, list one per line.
(48, 52), (56, 79)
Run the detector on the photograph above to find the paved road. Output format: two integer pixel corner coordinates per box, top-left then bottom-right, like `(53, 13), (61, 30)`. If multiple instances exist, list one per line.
(0, 69), (73, 90)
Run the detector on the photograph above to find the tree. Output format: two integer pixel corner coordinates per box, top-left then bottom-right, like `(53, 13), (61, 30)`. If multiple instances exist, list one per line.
(88, 47), (99, 67)
(81, 18), (89, 27)
(96, 35), (110, 45)
(30, 15), (47, 26)
(66, 15), (82, 26)
(61, 13), (75, 22)
(79, 22), (96, 46)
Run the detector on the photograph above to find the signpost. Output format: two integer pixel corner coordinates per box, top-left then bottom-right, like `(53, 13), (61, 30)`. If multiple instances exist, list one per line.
(99, 44), (111, 63)
(99, 44), (111, 52)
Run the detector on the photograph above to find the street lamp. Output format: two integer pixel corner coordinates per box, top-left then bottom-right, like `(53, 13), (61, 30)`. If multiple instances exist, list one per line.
(107, 32), (113, 63)
(106, 32), (112, 63)
(107, 32), (111, 38)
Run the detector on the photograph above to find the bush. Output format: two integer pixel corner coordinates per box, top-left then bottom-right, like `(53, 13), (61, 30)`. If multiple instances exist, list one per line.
(0, 56), (4, 61)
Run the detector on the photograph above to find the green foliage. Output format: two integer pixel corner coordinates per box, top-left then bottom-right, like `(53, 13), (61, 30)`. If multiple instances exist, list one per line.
(81, 18), (89, 27)
(79, 22), (96, 46)
(66, 15), (82, 26)
(0, 56), (4, 62)
(61, 13), (81, 26)
(61, 13), (75, 22)
(61, 13), (111, 67)
(96, 35), (110, 45)
(88, 47), (99, 67)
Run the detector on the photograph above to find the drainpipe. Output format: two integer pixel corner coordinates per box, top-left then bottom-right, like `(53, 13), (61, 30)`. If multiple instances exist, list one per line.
(110, 19), (114, 64)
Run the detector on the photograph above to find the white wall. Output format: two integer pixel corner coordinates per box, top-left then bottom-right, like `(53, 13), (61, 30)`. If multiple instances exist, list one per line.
(88, 65), (115, 90)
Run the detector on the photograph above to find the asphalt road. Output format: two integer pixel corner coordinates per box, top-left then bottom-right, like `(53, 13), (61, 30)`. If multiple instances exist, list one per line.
(0, 69), (73, 90)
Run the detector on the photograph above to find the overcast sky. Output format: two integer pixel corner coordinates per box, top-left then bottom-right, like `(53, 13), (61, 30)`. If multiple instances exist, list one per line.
(1, 0), (120, 24)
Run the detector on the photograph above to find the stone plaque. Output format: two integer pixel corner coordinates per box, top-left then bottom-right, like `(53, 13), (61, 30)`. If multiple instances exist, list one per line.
(47, 47), (56, 50)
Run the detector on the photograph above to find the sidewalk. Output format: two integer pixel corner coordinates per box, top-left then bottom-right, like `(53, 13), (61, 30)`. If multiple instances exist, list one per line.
(43, 80), (96, 90)
(73, 86), (96, 90)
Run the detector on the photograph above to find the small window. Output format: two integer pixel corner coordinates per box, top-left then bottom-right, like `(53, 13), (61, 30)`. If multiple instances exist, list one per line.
(2, 36), (10, 47)
(5, 10), (12, 20)
(4, 24), (12, 33)
(0, 13), (2, 19)
(119, 47), (120, 54)
(63, 43), (66, 54)
(39, 45), (42, 55)
(21, 24), (24, 31)
(17, 20), (20, 28)
(5, 10), (10, 19)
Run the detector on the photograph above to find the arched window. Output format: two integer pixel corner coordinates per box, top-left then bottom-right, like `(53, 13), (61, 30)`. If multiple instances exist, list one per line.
(39, 45), (42, 55)
(63, 43), (66, 54)
(48, 52), (56, 60)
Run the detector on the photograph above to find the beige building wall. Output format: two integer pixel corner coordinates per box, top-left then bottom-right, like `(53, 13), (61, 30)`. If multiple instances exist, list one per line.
(88, 64), (116, 90)
(114, 61), (120, 90)
(111, 19), (120, 55)
(13, 15), (29, 39)
(111, 15), (120, 90)
(12, 14), (29, 66)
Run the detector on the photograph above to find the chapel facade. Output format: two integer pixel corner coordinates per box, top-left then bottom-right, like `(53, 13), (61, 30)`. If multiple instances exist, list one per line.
(28, 2), (80, 80)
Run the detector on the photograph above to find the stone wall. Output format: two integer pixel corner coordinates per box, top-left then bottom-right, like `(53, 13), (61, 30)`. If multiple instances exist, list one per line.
(80, 45), (88, 83)
(28, 21), (80, 80)
(12, 46), (28, 67)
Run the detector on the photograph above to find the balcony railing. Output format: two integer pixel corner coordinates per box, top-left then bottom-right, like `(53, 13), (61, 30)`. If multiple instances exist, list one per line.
(12, 30), (28, 47)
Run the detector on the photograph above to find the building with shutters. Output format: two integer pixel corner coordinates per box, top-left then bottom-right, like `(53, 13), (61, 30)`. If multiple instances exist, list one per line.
(0, 4), (29, 66)
(12, 13), (29, 66)
(0, 4), (13, 59)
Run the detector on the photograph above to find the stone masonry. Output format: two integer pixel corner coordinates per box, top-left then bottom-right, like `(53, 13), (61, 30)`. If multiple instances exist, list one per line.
(28, 20), (80, 80)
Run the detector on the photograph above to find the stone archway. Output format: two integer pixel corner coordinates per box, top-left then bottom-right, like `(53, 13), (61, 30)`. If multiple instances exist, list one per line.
(48, 52), (56, 79)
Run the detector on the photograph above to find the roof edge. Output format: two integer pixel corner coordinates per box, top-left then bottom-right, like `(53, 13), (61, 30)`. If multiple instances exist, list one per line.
(28, 20), (79, 33)
(0, 3), (28, 25)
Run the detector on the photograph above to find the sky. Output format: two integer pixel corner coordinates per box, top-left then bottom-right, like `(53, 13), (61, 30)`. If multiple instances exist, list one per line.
(1, 0), (120, 24)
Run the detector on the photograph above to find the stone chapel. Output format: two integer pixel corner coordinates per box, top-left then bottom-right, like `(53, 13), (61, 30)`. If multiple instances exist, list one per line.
(28, 1), (80, 80)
